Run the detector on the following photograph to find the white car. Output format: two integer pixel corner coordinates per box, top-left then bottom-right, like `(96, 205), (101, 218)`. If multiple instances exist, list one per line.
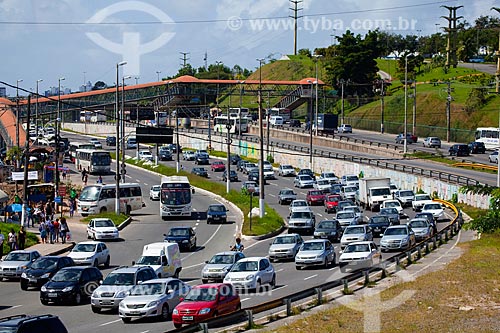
(118, 278), (191, 323)
(380, 225), (416, 252)
(342, 205), (363, 221)
(339, 241), (381, 272)
(138, 150), (154, 162)
(86, 218), (120, 240)
(394, 190), (415, 208)
(407, 218), (434, 241)
(381, 199), (403, 216)
(263, 165), (275, 180)
(293, 175), (315, 188)
(201, 251), (246, 283)
(278, 164), (296, 177)
(314, 179), (331, 192)
(150, 185), (161, 200)
(421, 202), (445, 221)
(89, 138), (102, 149)
(340, 225), (373, 249)
(0, 250), (41, 280)
(224, 257), (276, 291)
(289, 199), (311, 214)
(67, 241), (110, 267)
(340, 174), (359, 187)
(341, 185), (358, 200)
(412, 193), (433, 211)
(319, 172), (339, 184)
(337, 124), (353, 133)
(390, 183), (399, 195)
(183, 151), (196, 161)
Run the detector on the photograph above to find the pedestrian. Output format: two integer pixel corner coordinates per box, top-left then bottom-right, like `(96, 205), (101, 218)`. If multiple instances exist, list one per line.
(48, 220), (55, 244)
(84, 174), (88, 185)
(18, 226), (26, 250)
(27, 203), (34, 227)
(45, 201), (53, 221)
(39, 221), (47, 244)
(81, 168), (87, 182)
(60, 217), (69, 244)
(97, 175), (103, 184)
(62, 169), (67, 180)
(69, 198), (75, 217)
(53, 218), (60, 243)
(0, 231), (4, 258)
(8, 229), (17, 251)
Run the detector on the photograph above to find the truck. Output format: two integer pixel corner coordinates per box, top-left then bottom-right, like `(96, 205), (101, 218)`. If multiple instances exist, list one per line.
(356, 177), (392, 211)
(133, 242), (182, 278)
(314, 113), (338, 134)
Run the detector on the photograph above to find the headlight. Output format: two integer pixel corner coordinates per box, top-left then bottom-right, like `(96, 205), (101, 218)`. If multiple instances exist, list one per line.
(199, 308), (211, 315)
(41, 273), (51, 279)
(182, 240), (188, 243)
(224, 276), (231, 281)
(246, 275), (255, 280)
(173, 309), (178, 315)
(62, 286), (74, 292)
(92, 291), (99, 298)
(401, 238), (408, 245)
(86, 257), (95, 260)
(21, 272), (27, 278)
(147, 300), (160, 307)
(119, 301), (126, 308)
(41, 286), (47, 292)
(115, 291), (127, 298)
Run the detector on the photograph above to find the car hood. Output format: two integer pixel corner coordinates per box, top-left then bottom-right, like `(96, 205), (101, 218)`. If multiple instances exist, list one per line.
(411, 227), (429, 233)
(93, 227), (118, 233)
(203, 263), (232, 271)
(68, 252), (96, 260)
(121, 294), (163, 304)
(0, 261), (31, 268)
(297, 250), (325, 257)
(44, 280), (78, 290)
(207, 211), (227, 217)
(165, 236), (190, 242)
(175, 300), (217, 311)
(269, 244), (297, 251)
(94, 285), (133, 294)
(289, 217), (313, 223)
(381, 235), (407, 241)
(308, 195), (324, 200)
(314, 228), (339, 234)
(25, 268), (55, 277)
(226, 271), (258, 279)
(342, 233), (365, 240)
(339, 252), (371, 261)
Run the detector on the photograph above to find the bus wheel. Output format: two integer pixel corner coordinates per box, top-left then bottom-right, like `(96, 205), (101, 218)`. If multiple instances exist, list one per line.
(100, 207), (107, 214)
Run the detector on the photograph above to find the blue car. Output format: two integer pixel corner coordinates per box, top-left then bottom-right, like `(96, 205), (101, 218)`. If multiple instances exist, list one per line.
(207, 204), (228, 224)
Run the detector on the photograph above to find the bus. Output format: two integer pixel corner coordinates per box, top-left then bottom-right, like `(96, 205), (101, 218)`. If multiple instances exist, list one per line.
(268, 108), (291, 123)
(228, 107), (249, 117)
(74, 149), (112, 174)
(80, 110), (107, 123)
(475, 127), (499, 149)
(213, 116), (249, 134)
(77, 183), (144, 216)
(27, 183), (55, 203)
(160, 176), (194, 219)
(69, 142), (95, 162)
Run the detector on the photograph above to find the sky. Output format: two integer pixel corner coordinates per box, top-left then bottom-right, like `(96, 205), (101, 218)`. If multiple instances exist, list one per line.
(0, 0), (497, 96)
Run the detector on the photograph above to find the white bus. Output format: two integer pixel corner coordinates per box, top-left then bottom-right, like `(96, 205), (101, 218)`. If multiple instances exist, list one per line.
(160, 176), (194, 219)
(77, 183), (144, 216)
(80, 110), (107, 123)
(69, 142), (95, 162)
(268, 108), (291, 123)
(213, 116), (249, 134)
(475, 127), (499, 149)
(75, 149), (111, 174)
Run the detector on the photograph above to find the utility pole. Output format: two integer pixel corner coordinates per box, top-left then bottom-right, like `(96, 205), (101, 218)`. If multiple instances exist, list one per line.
(313, 54), (322, 136)
(203, 51), (208, 71)
(226, 108), (231, 194)
(491, 7), (500, 93)
(266, 91), (270, 159)
(179, 52), (190, 68)
(404, 55), (408, 154)
(21, 96), (31, 227)
(446, 81), (452, 142)
(339, 79), (346, 125)
(412, 79), (417, 135)
(380, 79), (385, 134)
(289, 0), (303, 55)
(257, 58), (265, 218)
(441, 6), (463, 68)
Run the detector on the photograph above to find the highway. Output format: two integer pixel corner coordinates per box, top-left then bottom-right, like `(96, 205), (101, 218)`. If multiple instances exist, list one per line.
(0, 130), (459, 332)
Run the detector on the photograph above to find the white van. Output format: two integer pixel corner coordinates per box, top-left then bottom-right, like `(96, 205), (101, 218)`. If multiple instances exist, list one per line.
(133, 242), (182, 278)
(269, 116), (284, 127)
(126, 136), (137, 149)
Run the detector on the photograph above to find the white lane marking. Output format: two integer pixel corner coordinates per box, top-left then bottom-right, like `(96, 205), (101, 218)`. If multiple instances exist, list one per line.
(10, 305), (23, 309)
(181, 224), (224, 261)
(268, 194), (276, 198)
(269, 183), (278, 187)
(139, 331), (150, 333)
(99, 319), (122, 326)
(240, 297), (251, 302)
(304, 274), (318, 280)
(272, 284), (288, 291)
(328, 266), (336, 271)
(276, 268), (284, 273)
(195, 222), (199, 226)
(317, 213), (323, 217)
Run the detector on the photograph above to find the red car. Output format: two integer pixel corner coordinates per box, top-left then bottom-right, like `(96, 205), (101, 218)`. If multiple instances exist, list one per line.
(211, 161), (226, 172)
(172, 283), (241, 328)
(306, 190), (325, 206)
(324, 194), (341, 213)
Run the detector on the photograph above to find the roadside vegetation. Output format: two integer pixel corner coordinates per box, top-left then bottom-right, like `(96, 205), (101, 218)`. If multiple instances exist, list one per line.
(1, 223), (39, 256)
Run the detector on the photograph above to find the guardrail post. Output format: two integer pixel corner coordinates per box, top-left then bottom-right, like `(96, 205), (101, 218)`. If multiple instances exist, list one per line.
(363, 270), (370, 286)
(433, 235), (437, 249)
(395, 257), (401, 271)
(199, 322), (209, 333)
(450, 225), (454, 238)
(445, 229), (449, 242)
(315, 287), (323, 305)
(342, 279), (349, 294)
(416, 246), (422, 260)
(406, 251), (412, 265)
(425, 241), (430, 254)
(246, 309), (254, 328)
(285, 298), (292, 316)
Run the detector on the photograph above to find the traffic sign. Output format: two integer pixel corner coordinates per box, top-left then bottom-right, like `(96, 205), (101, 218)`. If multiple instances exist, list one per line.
(58, 185), (66, 196)
(54, 196), (62, 203)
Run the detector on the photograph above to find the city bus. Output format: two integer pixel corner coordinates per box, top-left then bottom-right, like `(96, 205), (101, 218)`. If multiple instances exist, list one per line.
(160, 176), (194, 219)
(213, 116), (249, 134)
(27, 183), (55, 203)
(80, 110), (107, 122)
(268, 107), (291, 123)
(69, 142), (95, 162)
(74, 149), (111, 174)
(77, 183), (144, 216)
(475, 127), (499, 149)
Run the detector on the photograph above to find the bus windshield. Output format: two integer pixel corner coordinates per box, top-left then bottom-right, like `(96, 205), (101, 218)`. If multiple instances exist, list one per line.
(161, 189), (191, 205)
(79, 186), (101, 201)
(92, 152), (111, 166)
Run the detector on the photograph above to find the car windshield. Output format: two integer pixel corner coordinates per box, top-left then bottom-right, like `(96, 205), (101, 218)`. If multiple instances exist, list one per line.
(372, 188), (391, 196)
(384, 201), (400, 208)
(273, 236), (297, 244)
(94, 220), (114, 228)
(151, 186), (160, 191)
(424, 204), (441, 210)
(344, 186), (357, 192)
(209, 205), (226, 212)
(281, 190), (294, 195)
(136, 256), (161, 265)
(79, 186), (101, 201)
(318, 221), (335, 229)
(31, 257), (58, 270)
(301, 242), (325, 251)
(410, 220), (428, 228)
(317, 180), (329, 185)
(346, 176), (358, 181)
(336, 212), (354, 219)
(4, 252), (30, 261)
(344, 206), (360, 213)
(370, 216), (388, 223)
(399, 190), (414, 197)
(309, 191), (323, 196)
(292, 201), (307, 207)
(129, 282), (165, 296)
(168, 228), (189, 236)
(208, 255), (234, 264)
(291, 211), (312, 219)
(232, 261), (258, 272)
(103, 272), (134, 286)
(385, 227), (408, 236)
(323, 173), (336, 178)
(184, 287), (218, 302)
(345, 226), (365, 234)
(344, 243), (370, 253)
(51, 269), (81, 282)
(282, 165), (293, 170)
(72, 244), (96, 253)
(416, 195), (432, 201)
(326, 196), (339, 202)
(380, 208), (398, 215)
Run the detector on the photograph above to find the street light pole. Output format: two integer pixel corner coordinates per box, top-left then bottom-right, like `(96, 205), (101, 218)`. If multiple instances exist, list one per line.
(257, 58), (265, 218)
(35, 79), (43, 144)
(404, 55), (408, 154)
(121, 75), (131, 183)
(308, 80), (313, 169)
(55, 77), (65, 216)
(313, 54), (322, 136)
(238, 80), (245, 154)
(115, 61), (127, 215)
(156, 71), (161, 82)
(16, 79), (22, 150)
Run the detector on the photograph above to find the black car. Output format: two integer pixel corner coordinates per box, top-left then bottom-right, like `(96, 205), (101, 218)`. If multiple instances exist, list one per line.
(289, 119), (301, 127)
(159, 148), (173, 161)
(0, 314), (68, 333)
(164, 227), (197, 251)
(368, 215), (392, 237)
(191, 167), (208, 178)
(105, 136), (116, 146)
(195, 152), (210, 165)
(248, 170), (259, 182)
(468, 141), (486, 154)
(449, 144), (470, 156)
(20, 256), (75, 290)
(223, 170), (238, 182)
(313, 220), (343, 242)
(168, 143), (182, 153)
(207, 204), (228, 224)
(298, 168), (316, 180)
(229, 154), (242, 165)
(40, 266), (103, 305)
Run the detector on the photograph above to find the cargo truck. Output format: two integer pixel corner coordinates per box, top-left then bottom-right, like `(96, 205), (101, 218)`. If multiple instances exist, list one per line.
(313, 113), (338, 134)
(356, 177), (392, 211)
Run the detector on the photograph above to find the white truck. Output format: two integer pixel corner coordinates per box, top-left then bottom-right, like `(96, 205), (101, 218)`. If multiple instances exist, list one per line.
(356, 177), (392, 211)
(133, 242), (182, 278)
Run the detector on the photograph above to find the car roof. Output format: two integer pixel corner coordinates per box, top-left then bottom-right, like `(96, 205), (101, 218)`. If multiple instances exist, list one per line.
(387, 225), (407, 229)
(90, 217), (113, 221)
(111, 266), (147, 273)
(237, 256), (268, 262)
(75, 241), (104, 245)
(303, 239), (328, 243)
(212, 251), (238, 256)
(169, 226), (193, 230)
(8, 250), (38, 254)
(140, 278), (179, 284)
(346, 241), (372, 246)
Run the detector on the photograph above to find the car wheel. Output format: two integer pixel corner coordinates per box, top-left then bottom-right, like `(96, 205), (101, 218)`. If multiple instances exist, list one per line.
(122, 317), (132, 323)
(91, 305), (101, 313)
(255, 280), (261, 293)
(202, 279), (209, 284)
(295, 265), (301, 270)
(174, 323), (182, 329)
(270, 274), (276, 288)
(104, 256), (110, 268)
(324, 258), (329, 268)
(92, 233), (96, 241)
(20, 281), (28, 290)
(87, 232), (91, 240)
(41, 299), (49, 305)
(74, 292), (82, 305)
(160, 304), (170, 321)
(93, 259), (99, 268)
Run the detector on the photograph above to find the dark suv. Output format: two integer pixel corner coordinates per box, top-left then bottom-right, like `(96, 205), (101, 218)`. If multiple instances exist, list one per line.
(164, 227), (197, 251)
(105, 136), (116, 146)
(0, 314), (68, 333)
(468, 141), (486, 154)
(449, 144), (470, 156)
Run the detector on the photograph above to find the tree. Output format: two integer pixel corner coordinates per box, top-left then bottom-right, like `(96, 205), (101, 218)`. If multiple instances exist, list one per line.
(459, 184), (500, 233)
(298, 48), (312, 57)
(175, 63), (196, 77)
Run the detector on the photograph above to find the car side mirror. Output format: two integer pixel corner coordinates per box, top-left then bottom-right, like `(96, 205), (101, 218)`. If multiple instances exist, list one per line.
(205, 260), (209, 264)
(167, 289), (174, 294)
(192, 188), (195, 194)
(131, 261), (135, 265)
(163, 233), (167, 237)
(99, 280), (103, 285)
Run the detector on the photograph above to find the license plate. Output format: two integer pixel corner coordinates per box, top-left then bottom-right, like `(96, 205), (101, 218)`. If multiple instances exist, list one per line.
(182, 316), (193, 321)
(48, 293), (58, 297)
(214, 216), (220, 220)
(29, 278), (37, 283)
(101, 301), (113, 306)
(82, 207), (89, 211)
(374, 228), (381, 231)
(130, 311), (140, 315)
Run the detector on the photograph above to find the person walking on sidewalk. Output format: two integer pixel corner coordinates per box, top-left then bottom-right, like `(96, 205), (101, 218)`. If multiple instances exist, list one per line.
(8, 229), (17, 251)
(48, 220), (55, 244)
(69, 198), (75, 217)
(18, 226), (26, 250)
(39, 221), (47, 244)
(53, 218), (60, 243)
(60, 217), (70, 244)
(81, 168), (87, 182)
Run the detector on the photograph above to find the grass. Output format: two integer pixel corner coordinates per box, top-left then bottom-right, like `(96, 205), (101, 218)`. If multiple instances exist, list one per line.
(1, 223), (39, 256)
(80, 213), (129, 226)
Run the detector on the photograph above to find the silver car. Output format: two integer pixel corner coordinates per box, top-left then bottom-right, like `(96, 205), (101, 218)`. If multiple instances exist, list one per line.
(336, 211), (358, 228)
(268, 234), (304, 262)
(0, 250), (41, 280)
(294, 175), (316, 188)
(295, 239), (336, 269)
(380, 225), (416, 252)
(201, 251), (246, 283)
(394, 190), (415, 208)
(119, 278), (191, 323)
(407, 218), (433, 241)
(278, 164), (296, 177)
(288, 209), (316, 234)
(340, 225), (373, 249)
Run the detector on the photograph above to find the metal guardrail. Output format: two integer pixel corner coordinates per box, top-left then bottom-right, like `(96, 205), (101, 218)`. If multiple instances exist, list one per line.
(454, 162), (498, 172)
(165, 201), (463, 333)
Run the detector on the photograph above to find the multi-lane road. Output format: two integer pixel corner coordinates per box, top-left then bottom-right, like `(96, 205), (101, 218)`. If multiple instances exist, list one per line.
(0, 130), (459, 332)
